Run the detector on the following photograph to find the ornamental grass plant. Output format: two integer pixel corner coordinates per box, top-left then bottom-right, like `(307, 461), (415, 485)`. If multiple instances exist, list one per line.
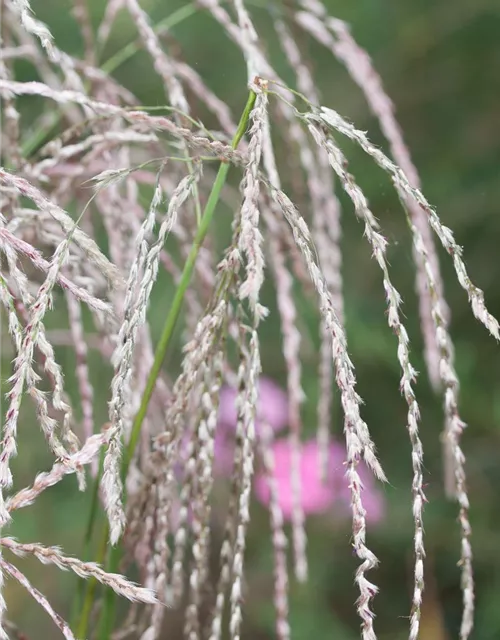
(0, 1), (499, 639)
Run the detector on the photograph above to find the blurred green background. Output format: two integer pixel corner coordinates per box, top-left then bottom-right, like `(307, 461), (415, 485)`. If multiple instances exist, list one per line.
(3, 0), (500, 638)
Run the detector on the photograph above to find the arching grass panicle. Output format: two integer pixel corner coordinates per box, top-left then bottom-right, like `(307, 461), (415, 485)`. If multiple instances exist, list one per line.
(0, 1), (496, 639)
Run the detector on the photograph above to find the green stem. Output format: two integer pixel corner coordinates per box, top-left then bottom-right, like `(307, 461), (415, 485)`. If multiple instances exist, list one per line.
(76, 89), (256, 640)
(119, 88), (256, 475)
(71, 453), (104, 628)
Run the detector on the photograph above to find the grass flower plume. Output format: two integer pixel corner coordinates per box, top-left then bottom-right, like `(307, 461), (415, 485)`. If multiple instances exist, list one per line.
(0, 1), (496, 639)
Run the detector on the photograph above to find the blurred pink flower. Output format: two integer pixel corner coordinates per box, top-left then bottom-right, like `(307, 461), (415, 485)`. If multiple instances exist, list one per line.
(214, 428), (235, 476)
(214, 377), (289, 476)
(217, 377), (289, 435)
(178, 424), (235, 478)
(254, 439), (385, 523)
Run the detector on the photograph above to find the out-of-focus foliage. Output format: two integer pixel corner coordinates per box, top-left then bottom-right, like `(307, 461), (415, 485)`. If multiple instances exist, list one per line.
(4, 1), (500, 638)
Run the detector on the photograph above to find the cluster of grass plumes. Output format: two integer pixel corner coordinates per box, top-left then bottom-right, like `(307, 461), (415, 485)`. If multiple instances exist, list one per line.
(0, 0), (497, 638)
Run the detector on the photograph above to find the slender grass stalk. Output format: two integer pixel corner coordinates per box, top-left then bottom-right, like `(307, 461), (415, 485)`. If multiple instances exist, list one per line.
(75, 89), (257, 640)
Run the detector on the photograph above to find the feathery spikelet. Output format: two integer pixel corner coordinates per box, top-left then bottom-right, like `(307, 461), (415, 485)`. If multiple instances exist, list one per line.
(308, 122), (426, 638)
